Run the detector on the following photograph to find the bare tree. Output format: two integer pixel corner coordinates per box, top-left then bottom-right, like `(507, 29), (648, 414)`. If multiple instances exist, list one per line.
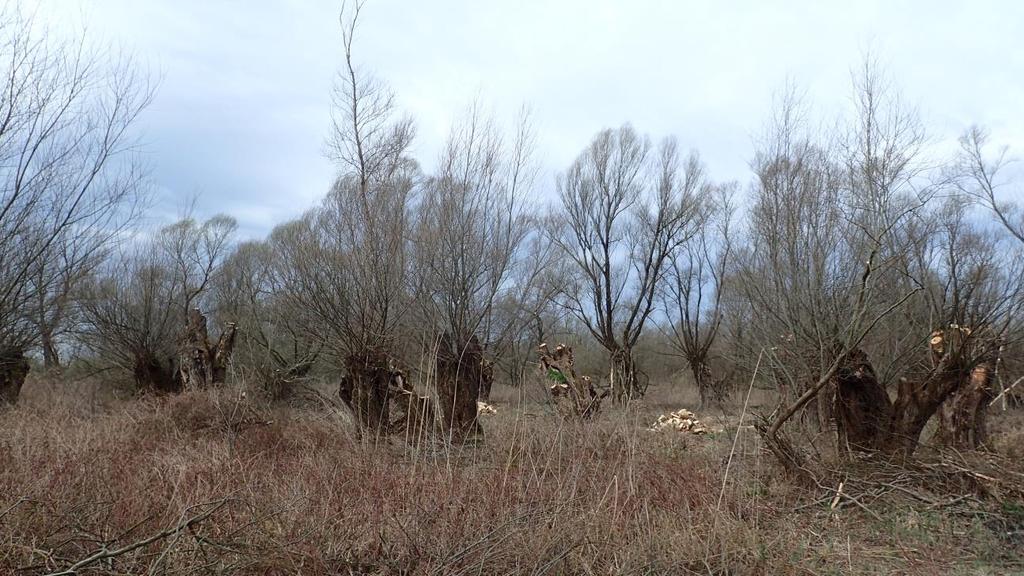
(279, 1), (417, 435)
(77, 215), (237, 393)
(215, 235), (321, 401)
(551, 125), (707, 401)
(662, 183), (735, 409)
(748, 62), (941, 458)
(411, 105), (539, 439)
(0, 5), (153, 403)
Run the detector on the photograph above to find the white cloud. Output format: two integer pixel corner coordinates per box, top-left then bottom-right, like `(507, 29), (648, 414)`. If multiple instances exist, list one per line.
(37, 0), (1024, 233)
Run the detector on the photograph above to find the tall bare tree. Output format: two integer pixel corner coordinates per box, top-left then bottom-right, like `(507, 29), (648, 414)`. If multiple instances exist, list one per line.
(280, 1), (417, 435)
(0, 5), (152, 403)
(410, 105), (541, 439)
(551, 125), (707, 401)
(662, 184), (735, 408)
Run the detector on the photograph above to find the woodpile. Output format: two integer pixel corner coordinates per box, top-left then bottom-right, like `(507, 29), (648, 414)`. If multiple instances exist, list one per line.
(648, 409), (713, 435)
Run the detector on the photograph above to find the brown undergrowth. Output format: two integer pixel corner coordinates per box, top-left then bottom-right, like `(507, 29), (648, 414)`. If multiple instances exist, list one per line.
(0, 381), (1021, 575)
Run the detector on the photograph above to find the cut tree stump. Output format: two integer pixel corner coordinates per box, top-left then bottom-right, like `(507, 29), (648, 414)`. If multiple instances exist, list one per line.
(833, 348), (892, 453)
(178, 308), (237, 391)
(434, 333), (485, 442)
(935, 361), (995, 450)
(339, 348), (397, 436)
(539, 343), (607, 419)
(133, 350), (180, 393)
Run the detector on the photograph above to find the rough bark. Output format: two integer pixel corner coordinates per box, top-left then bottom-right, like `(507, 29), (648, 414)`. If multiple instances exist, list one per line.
(40, 330), (60, 371)
(388, 369), (437, 442)
(478, 358), (495, 403)
(132, 350), (180, 394)
(178, 308), (237, 390)
(540, 343), (607, 419)
(610, 347), (643, 402)
(884, 328), (978, 456)
(339, 348), (396, 436)
(0, 348), (30, 406)
(434, 333), (484, 442)
(833, 348), (893, 453)
(693, 361), (729, 410)
(935, 362), (995, 450)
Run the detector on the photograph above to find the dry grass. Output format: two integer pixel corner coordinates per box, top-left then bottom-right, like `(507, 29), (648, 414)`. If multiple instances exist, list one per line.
(0, 378), (1022, 575)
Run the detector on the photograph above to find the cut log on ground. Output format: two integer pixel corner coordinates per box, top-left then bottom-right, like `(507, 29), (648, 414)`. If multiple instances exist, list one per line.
(178, 308), (237, 390)
(648, 409), (715, 435)
(539, 343), (607, 419)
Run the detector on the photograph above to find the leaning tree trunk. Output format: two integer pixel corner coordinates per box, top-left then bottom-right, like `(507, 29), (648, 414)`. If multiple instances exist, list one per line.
(0, 348), (30, 406)
(610, 347), (641, 403)
(935, 362), (995, 450)
(434, 333), (485, 442)
(179, 308), (237, 391)
(339, 348), (397, 436)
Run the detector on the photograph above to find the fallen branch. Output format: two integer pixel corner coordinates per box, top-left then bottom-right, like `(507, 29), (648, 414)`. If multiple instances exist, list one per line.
(43, 499), (229, 576)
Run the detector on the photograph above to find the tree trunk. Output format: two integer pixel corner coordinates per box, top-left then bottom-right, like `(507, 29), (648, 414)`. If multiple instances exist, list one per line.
(935, 362), (994, 450)
(610, 347), (640, 403)
(693, 361), (712, 410)
(540, 342), (606, 419)
(434, 333), (484, 442)
(0, 348), (30, 406)
(478, 358), (494, 403)
(389, 370), (437, 442)
(40, 330), (61, 371)
(179, 308), (237, 390)
(133, 350), (180, 394)
(833, 348), (892, 453)
(339, 348), (396, 436)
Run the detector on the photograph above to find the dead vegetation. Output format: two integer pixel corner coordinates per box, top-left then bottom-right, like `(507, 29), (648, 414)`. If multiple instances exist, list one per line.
(1, 383), (1022, 575)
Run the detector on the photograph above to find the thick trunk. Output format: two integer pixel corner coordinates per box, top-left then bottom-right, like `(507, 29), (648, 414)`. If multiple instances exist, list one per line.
(692, 361), (717, 410)
(389, 370), (437, 442)
(833, 348), (892, 453)
(434, 333), (484, 442)
(0, 348), (30, 406)
(133, 351), (180, 393)
(339, 348), (396, 436)
(935, 363), (994, 450)
(40, 331), (60, 371)
(179, 309), (237, 390)
(610, 347), (641, 402)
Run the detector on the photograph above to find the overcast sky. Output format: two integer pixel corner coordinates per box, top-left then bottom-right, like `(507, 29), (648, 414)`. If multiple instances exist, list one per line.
(40, 1), (1024, 238)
